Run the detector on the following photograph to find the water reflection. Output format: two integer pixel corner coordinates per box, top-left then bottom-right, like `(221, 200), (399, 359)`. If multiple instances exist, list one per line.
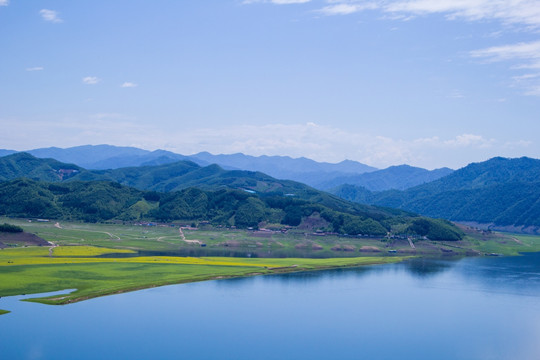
(2, 254), (540, 360)
(215, 252), (540, 297)
(99, 247), (392, 259)
(399, 257), (456, 278)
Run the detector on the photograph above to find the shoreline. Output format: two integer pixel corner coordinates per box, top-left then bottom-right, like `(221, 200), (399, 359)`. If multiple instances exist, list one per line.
(1, 252), (409, 309)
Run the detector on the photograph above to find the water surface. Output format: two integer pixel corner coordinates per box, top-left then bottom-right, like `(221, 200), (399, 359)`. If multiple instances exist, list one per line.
(2, 254), (540, 359)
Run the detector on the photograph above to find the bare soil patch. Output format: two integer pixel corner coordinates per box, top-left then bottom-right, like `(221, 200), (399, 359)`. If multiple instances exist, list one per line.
(331, 244), (356, 252)
(0, 231), (49, 248)
(359, 246), (381, 252)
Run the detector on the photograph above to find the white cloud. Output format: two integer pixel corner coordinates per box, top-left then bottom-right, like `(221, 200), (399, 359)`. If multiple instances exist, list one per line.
(40, 9), (63, 23)
(0, 0), (9, 7)
(82, 76), (101, 85)
(26, 67), (44, 72)
(121, 82), (138, 88)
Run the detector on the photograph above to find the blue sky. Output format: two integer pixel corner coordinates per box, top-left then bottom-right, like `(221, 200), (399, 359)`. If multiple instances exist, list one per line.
(1, 0), (539, 169)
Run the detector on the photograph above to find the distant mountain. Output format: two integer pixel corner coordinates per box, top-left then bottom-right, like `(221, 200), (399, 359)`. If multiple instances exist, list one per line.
(27, 145), (149, 168)
(17, 145), (379, 186)
(189, 152), (378, 188)
(0, 150), (16, 157)
(25, 145), (200, 170)
(338, 157), (540, 232)
(85, 150), (200, 169)
(320, 165), (453, 191)
(191, 151), (376, 174)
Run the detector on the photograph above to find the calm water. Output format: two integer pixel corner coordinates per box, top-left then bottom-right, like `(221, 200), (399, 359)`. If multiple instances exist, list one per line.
(2, 254), (540, 360)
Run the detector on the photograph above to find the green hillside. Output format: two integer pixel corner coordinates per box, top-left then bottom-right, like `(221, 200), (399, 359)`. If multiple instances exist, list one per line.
(333, 157), (540, 231)
(0, 178), (462, 240)
(0, 153), (397, 218)
(0, 152), (83, 182)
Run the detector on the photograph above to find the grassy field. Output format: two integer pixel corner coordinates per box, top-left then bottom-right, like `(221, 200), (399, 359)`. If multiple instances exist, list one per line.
(0, 244), (406, 312)
(449, 226), (540, 256)
(0, 218), (505, 256)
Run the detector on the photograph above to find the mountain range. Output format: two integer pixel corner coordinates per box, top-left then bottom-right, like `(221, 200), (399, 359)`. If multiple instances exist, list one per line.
(0, 152), (391, 217)
(0, 145), (451, 191)
(1, 147), (539, 233)
(0, 153), (466, 239)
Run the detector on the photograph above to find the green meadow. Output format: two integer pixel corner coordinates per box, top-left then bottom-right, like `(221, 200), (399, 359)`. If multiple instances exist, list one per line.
(0, 244), (405, 311)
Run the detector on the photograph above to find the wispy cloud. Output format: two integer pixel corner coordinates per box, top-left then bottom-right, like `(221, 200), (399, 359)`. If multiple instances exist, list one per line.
(315, 0), (540, 28)
(121, 82), (138, 88)
(82, 76), (101, 85)
(447, 90), (464, 99)
(310, 1), (540, 96)
(317, 3), (378, 16)
(471, 40), (540, 95)
(26, 67), (44, 72)
(272, 0), (312, 3)
(416, 134), (496, 149)
(0, 0), (9, 7)
(40, 9), (63, 23)
(243, 0), (311, 4)
(471, 41), (540, 67)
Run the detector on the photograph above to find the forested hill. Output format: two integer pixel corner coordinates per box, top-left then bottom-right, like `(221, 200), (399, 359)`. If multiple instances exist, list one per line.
(332, 157), (540, 232)
(0, 153), (386, 214)
(0, 178), (463, 240)
(0, 152), (83, 182)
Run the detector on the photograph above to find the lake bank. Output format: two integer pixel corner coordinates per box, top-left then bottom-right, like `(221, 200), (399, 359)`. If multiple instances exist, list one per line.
(0, 245), (408, 308)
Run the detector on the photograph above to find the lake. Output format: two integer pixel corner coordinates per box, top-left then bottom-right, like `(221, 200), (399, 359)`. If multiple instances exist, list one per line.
(2, 253), (540, 359)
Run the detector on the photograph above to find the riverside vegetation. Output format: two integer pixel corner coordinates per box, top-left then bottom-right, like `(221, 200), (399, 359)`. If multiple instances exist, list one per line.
(2, 218), (540, 315)
(0, 219), (408, 312)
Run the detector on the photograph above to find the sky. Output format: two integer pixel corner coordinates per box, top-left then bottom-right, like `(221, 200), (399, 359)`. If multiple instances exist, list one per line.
(1, 0), (540, 169)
